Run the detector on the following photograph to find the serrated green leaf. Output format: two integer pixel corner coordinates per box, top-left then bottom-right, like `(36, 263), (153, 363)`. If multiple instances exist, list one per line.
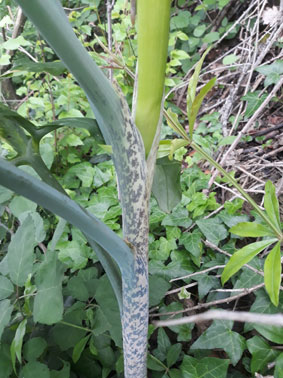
(221, 239), (277, 284)
(222, 54), (239, 65)
(50, 361), (70, 378)
(72, 335), (91, 363)
(247, 335), (279, 374)
(94, 275), (122, 347)
(50, 303), (86, 351)
(193, 25), (206, 37)
(264, 242), (281, 306)
(264, 180), (281, 231)
(0, 343), (13, 378)
(180, 355), (229, 378)
(10, 319), (27, 373)
(170, 11), (191, 29)
(23, 337), (47, 362)
(275, 353), (283, 378)
(230, 222), (275, 237)
(218, 135), (237, 146)
(152, 157), (182, 213)
(7, 215), (37, 286)
(9, 196), (37, 218)
(0, 276), (14, 300)
(0, 300), (13, 342)
(191, 319), (246, 365)
(19, 361), (50, 378)
(2, 35), (31, 50)
(203, 32), (219, 43)
(0, 185), (13, 204)
(66, 276), (89, 301)
(10, 60), (66, 76)
(33, 252), (65, 325)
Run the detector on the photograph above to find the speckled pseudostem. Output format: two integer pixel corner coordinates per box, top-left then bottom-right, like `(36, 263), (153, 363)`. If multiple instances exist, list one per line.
(113, 81), (149, 378)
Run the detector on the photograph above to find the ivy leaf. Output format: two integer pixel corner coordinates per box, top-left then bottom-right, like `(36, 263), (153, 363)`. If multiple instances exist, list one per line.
(33, 252), (65, 325)
(256, 60), (283, 87)
(230, 222), (275, 237)
(10, 319), (27, 373)
(149, 275), (171, 307)
(65, 163), (95, 187)
(0, 276), (14, 300)
(264, 242), (281, 306)
(221, 239), (277, 285)
(196, 217), (228, 246)
(7, 215), (37, 287)
(179, 231), (203, 267)
(264, 180), (281, 231)
(162, 207), (192, 228)
(249, 290), (283, 344)
(167, 343), (182, 368)
(241, 91), (268, 119)
(247, 336), (279, 374)
(194, 274), (220, 299)
(191, 319), (246, 365)
(0, 300), (13, 342)
(180, 355), (229, 377)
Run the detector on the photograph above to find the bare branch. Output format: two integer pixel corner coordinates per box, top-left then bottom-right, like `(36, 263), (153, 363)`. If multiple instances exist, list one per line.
(154, 309), (283, 328)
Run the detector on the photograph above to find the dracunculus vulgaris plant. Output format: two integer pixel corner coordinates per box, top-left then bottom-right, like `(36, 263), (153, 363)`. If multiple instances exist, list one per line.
(0, 0), (171, 377)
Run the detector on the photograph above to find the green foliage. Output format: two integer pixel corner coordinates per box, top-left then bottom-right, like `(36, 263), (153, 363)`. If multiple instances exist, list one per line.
(0, 1), (282, 377)
(255, 60), (283, 87)
(191, 319), (246, 365)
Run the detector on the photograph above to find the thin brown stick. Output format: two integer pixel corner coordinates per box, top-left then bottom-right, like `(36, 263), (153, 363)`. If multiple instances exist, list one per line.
(154, 309), (283, 327)
(149, 281), (265, 318)
(208, 77), (283, 187)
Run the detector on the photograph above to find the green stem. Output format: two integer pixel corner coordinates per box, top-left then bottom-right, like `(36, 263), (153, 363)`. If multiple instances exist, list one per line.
(59, 321), (92, 333)
(191, 142), (283, 240)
